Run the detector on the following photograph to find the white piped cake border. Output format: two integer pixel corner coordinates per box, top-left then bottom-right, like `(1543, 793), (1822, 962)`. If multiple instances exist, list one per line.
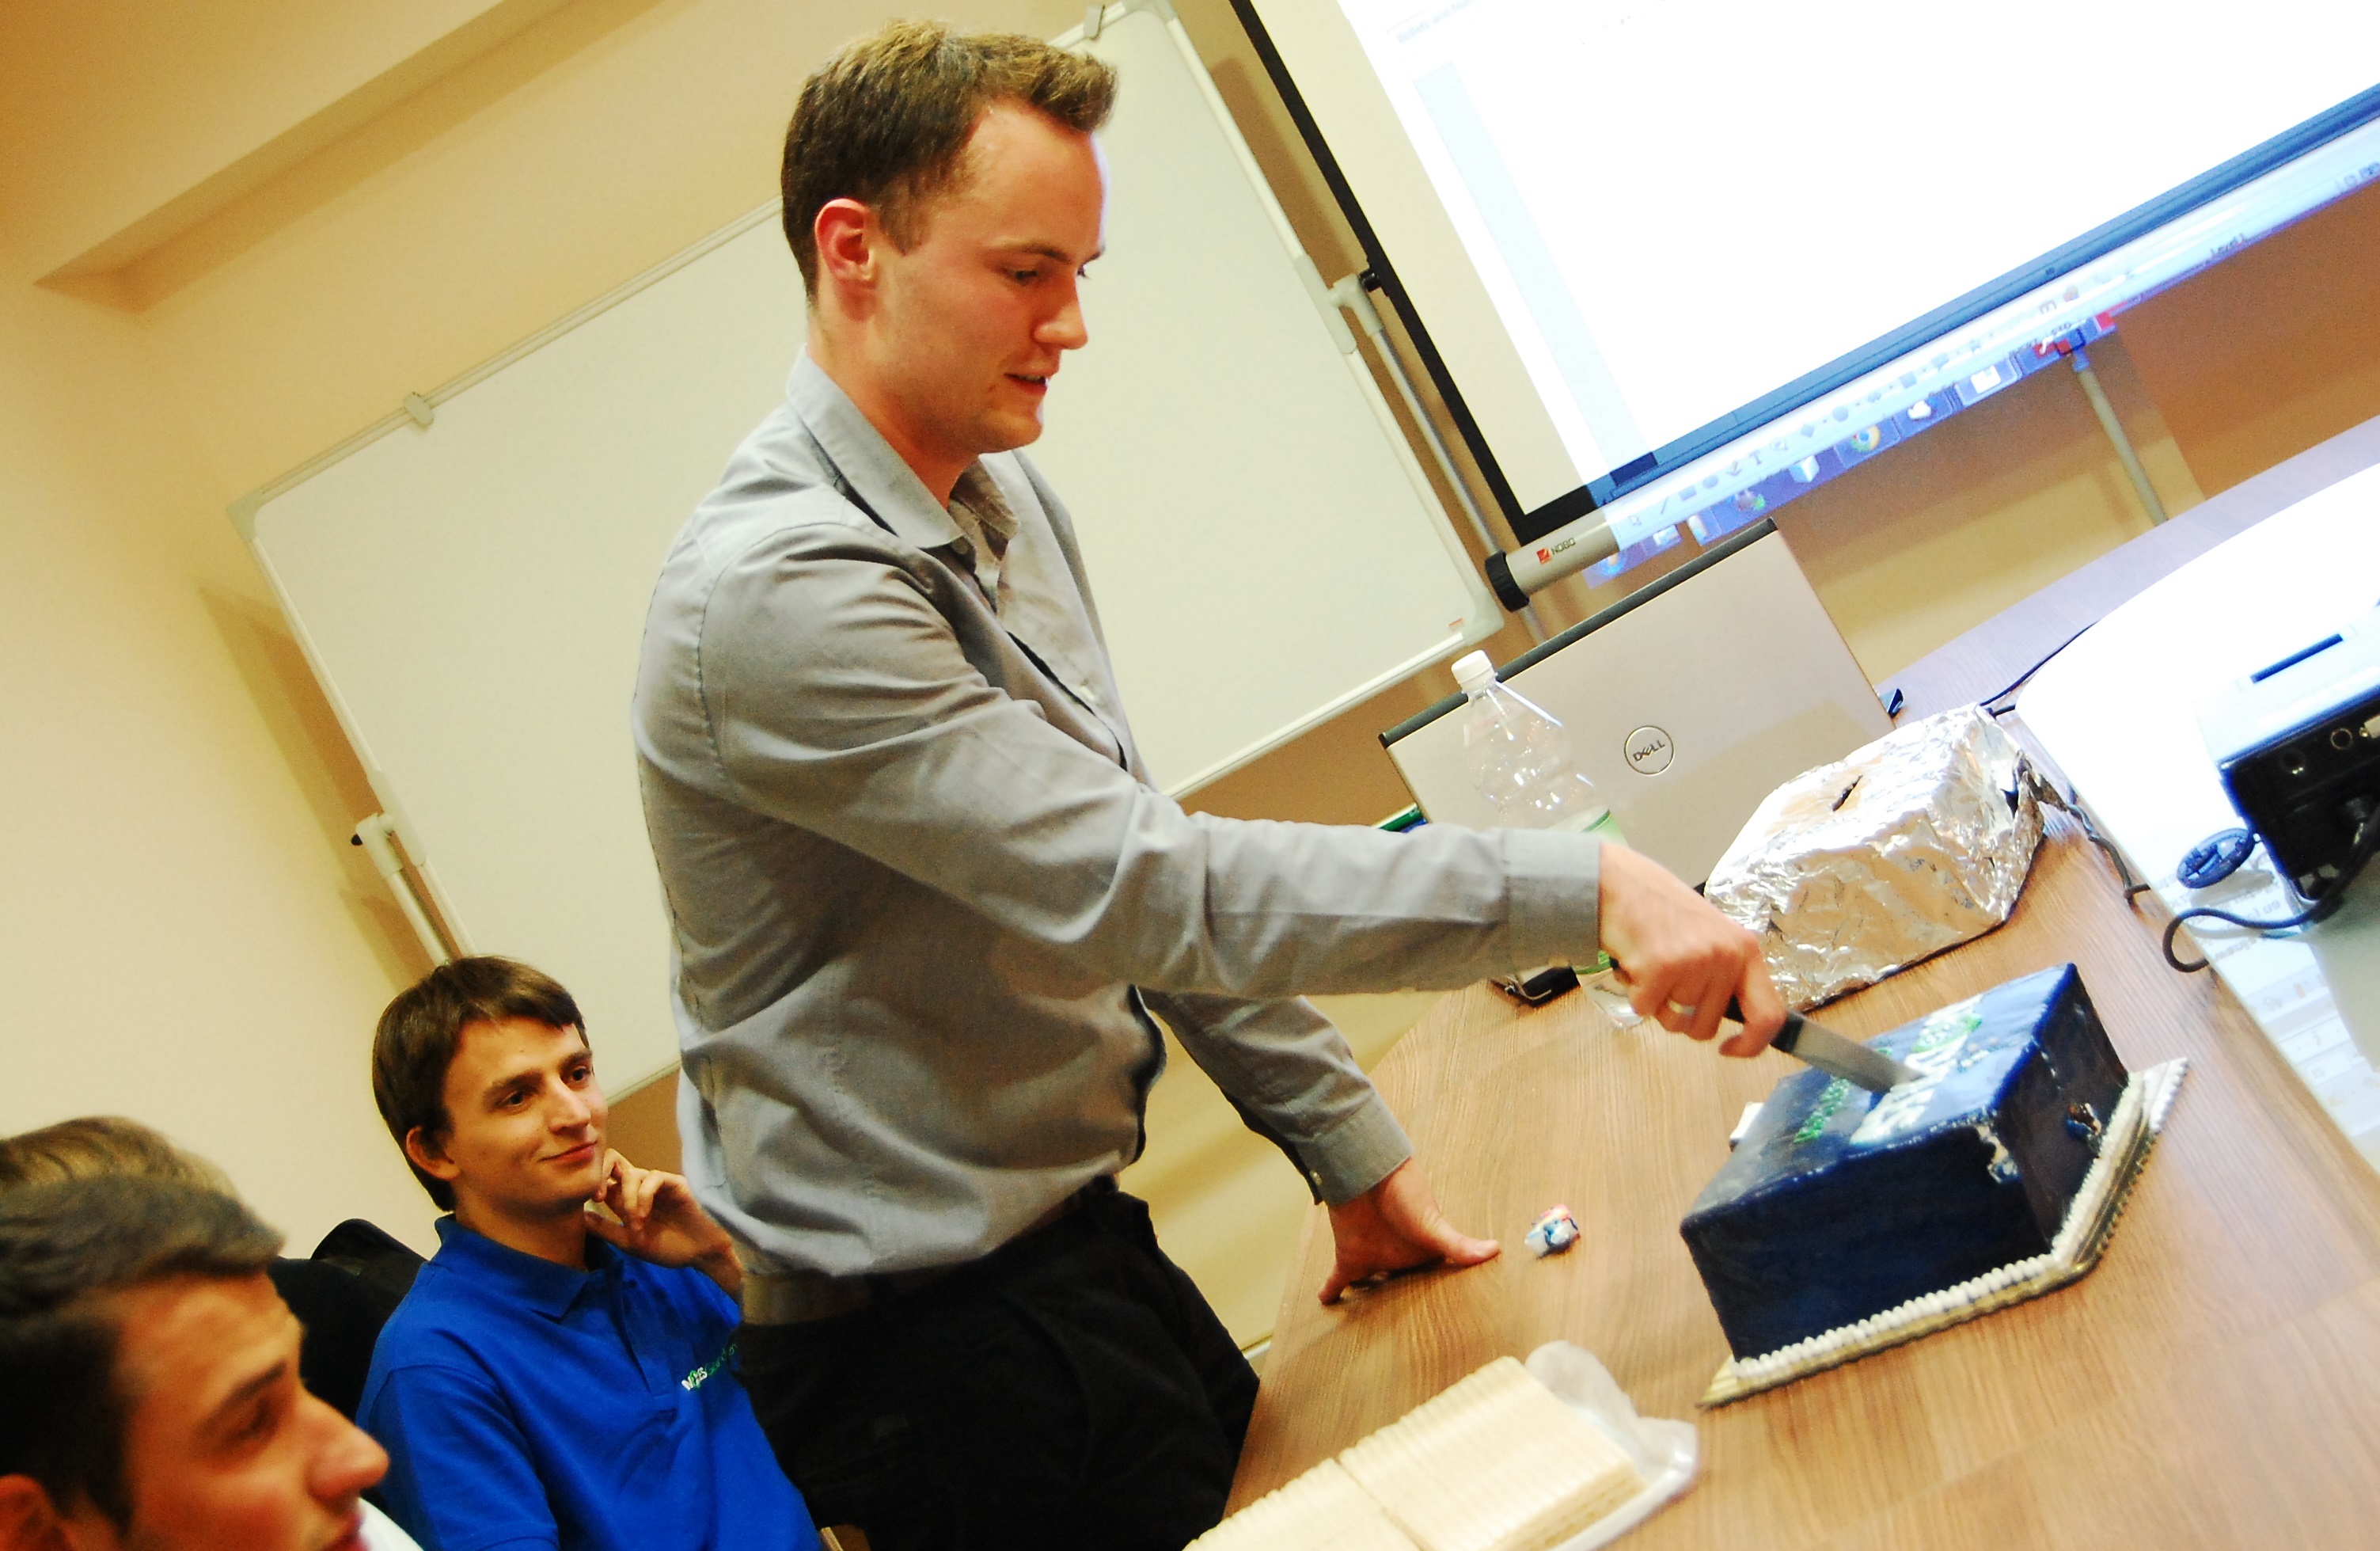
(1699, 1057), (2189, 1407)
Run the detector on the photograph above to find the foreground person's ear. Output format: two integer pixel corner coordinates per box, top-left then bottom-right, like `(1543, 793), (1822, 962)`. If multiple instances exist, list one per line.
(0, 1475), (78, 1551)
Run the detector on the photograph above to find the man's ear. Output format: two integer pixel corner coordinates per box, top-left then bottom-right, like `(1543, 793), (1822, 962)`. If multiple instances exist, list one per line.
(812, 197), (883, 305)
(0, 1475), (79, 1551)
(403, 1126), (463, 1187)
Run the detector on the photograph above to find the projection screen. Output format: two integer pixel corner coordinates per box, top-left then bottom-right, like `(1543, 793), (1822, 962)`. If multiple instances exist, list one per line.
(1237, 0), (2380, 583)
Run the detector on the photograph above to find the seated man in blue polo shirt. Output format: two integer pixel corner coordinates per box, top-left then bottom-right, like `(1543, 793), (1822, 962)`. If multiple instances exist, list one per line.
(359, 956), (820, 1551)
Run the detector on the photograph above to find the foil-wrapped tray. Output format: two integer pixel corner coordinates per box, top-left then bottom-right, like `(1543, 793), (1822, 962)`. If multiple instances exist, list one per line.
(1704, 705), (2045, 1009)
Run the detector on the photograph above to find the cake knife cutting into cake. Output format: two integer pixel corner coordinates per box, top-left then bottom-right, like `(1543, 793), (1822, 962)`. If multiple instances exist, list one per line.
(1722, 999), (1919, 1093)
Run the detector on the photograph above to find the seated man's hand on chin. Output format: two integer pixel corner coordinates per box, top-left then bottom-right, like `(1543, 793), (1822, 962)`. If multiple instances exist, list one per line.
(1597, 841), (1786, 1057)
(585, 1151), (744, 1298)
(1318, 1159), (1499, 1305)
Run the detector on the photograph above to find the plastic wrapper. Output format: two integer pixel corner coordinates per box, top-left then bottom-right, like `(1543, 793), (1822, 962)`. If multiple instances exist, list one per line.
(1524, 1342), (1698, 1549)
(1704, 705), (2044, 1010)
(1196, 1344), (1695, 1551)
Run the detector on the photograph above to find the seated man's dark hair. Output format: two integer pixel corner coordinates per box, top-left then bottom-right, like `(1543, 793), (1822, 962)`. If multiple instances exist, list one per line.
(373, 956), (585, 1210)
(780, 19), (1119, 295)
(0, 1177), (282, 1527)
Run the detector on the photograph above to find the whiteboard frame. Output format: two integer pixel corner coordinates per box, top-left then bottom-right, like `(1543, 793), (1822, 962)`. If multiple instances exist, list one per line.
(230, 201), (793, 956)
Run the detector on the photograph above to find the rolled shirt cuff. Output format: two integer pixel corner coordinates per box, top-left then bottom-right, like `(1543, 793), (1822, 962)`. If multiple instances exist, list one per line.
(1300, 1085), (1415, 1205)
(1497, 827), (1604, 970)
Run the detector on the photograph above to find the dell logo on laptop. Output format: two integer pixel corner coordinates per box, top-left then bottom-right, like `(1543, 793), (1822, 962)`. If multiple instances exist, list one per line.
(1624, 725), (1674, 774)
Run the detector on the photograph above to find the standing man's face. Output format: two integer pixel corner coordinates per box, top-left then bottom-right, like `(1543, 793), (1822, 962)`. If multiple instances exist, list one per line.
(59, 1273), (386, 1551)
(814, 99), (1106, 494)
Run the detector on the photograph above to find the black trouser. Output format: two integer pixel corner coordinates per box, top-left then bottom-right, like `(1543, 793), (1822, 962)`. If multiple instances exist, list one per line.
(738, 1181), (1258, 1551)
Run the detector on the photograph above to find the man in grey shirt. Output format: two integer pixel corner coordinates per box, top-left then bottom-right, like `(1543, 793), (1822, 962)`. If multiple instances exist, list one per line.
(632, 22), (1783, 1550)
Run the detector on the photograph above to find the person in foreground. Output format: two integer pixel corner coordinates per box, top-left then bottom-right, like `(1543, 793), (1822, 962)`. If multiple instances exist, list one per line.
(359, 957), (819, 1551)
(630, 21), (1787, 1549)
(0, 1116), (420, 1425)
(0, 1176), (414, 1551)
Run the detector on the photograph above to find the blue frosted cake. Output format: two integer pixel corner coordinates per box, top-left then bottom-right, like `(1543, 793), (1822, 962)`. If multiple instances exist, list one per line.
(1681, 964), (2128, 1364)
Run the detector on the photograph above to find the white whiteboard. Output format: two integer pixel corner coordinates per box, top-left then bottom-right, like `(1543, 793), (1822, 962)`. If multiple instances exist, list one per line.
(237, 0), (1494, 1089)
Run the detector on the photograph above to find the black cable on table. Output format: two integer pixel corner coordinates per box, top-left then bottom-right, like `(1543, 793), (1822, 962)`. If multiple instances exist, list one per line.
(2162, 814), (2378, 972)
(1978, 622), (2096, 715)
(2030, 770), (2153, 903)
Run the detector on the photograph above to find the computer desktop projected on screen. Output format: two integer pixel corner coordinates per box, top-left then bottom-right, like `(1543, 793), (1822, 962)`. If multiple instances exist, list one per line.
(1239, 0), (2380, 564)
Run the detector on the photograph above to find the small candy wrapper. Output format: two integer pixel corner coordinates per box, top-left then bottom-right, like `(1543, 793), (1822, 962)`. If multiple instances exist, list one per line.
(1704, 705), (2045, 1010)
(1527, 1205), (1581, 1257)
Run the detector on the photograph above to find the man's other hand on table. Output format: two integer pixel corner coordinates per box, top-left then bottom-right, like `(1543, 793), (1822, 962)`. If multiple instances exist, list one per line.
(1317, 1158), (1499, 1305)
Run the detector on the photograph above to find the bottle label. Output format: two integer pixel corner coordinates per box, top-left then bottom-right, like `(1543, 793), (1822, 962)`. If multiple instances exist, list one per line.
(1551, 806), (1626, 846)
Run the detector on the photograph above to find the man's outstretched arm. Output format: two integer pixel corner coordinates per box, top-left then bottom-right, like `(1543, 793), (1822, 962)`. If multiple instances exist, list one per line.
(1312, 843), (1786, 1303)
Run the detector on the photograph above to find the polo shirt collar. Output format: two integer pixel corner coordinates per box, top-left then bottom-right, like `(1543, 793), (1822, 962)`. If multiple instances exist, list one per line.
(785, 353), (968, 554)
(431, 1217), (619, 1321)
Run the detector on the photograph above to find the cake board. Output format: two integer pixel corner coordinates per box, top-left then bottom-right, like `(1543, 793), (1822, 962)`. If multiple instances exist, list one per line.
(1700, 1056), (2189, 1407)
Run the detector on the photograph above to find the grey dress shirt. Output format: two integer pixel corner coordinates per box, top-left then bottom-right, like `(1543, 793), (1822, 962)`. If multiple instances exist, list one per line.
(632, 356), (1604, 1279)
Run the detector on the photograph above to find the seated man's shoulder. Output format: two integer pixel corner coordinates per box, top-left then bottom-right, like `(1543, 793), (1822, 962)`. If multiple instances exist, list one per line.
(361, 1269), (501, 1393)
(370, 1247), (731, 1381)
(378, 1246), (518, 1321)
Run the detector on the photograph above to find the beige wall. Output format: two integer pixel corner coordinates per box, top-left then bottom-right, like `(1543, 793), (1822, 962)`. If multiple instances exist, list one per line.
(0, 0), (1081, 1258)
(2, 0), (2376, 1337)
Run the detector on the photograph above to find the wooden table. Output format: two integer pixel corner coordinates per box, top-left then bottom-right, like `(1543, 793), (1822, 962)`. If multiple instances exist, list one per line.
(1231, 819), (2380, 1546)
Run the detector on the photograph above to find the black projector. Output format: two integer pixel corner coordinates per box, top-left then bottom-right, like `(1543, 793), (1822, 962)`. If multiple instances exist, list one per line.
(2196, 603), (2380, 895)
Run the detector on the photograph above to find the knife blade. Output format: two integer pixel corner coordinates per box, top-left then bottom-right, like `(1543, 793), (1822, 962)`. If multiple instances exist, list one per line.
(1724, 1000), (1919, 1093)
(1774, 1012), (1919, 1093)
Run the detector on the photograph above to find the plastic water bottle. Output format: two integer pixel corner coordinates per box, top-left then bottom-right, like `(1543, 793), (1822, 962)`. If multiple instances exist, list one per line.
(1452, 652), (1625, 842)
(1452, 650), (1635, 1013)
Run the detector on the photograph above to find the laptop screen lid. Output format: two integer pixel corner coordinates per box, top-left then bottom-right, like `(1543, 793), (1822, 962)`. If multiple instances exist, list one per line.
(1380, 521), (1890, 887)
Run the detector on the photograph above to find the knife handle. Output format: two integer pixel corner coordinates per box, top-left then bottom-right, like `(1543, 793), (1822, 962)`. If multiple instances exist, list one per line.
(1724, 998), (1804, 1052)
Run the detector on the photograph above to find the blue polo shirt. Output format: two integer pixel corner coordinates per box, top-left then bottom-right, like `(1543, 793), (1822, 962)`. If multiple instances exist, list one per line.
(359, 1219), (817, 1551)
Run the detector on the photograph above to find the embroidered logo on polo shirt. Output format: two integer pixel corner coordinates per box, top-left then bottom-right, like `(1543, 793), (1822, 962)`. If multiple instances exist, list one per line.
(681, 1340), (736, 1392)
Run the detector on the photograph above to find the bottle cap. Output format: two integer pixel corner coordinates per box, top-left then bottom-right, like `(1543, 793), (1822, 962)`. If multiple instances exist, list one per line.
(1452, 650), (1498, 695)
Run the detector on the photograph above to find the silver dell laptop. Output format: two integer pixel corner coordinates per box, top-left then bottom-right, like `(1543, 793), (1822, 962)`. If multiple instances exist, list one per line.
(1382, 520), (1891, 887)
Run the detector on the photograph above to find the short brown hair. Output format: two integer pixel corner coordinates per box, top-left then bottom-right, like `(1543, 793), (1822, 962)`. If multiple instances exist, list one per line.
(780, 20), (1118, 294)
(0, 1177), (282, 1527)
(0, 1116), (233, 1196)
(372, 957), (584, 1211)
